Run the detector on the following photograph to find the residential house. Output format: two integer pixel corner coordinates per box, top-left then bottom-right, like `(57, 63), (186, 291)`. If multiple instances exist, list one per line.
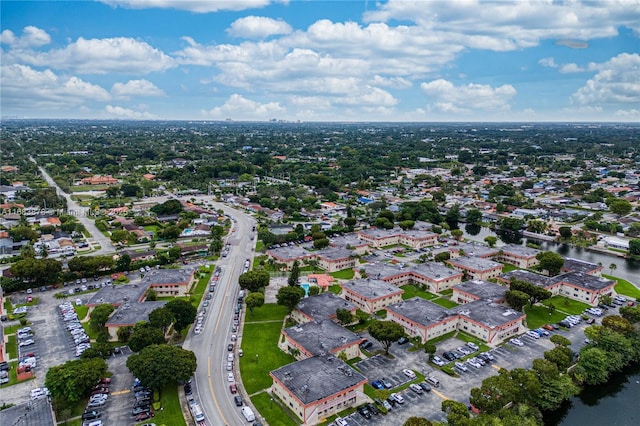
(291, 293), (357, 325)
(447, 256), (503, 281)
(315, 248), (356, 273)
(339, 279), (404, 314)
(495, 244), (540, 268)
(278, 319), (363, 360)
(452, 280), (507, 305)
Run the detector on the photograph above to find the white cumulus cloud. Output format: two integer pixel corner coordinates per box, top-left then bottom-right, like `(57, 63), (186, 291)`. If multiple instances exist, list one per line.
(571, 53), (640, 106)
(104, 105), (156, 119)
(539, 57), (558, 68)
(100, 0), (273, 13)
(0, 26), (51, 48)
(420, 79), (517, 113)
(227, 16), (292, 39)
(111, 79), (165, 98)
(1, 64), (110, 110)
(6, 37), (175, 74)
(201, 94), (284, 120)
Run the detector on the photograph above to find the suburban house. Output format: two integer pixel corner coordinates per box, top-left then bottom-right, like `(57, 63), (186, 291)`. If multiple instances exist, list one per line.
(447, 256), (504, 281)
(452, 280), (507, 304)
(270, 355), (368, 425)
(266, 246), (314, 270)
(495, 244), (540, 268)
(278, 319), (363, 361)
(79, 175), (119, 186)
(291, 293), (358, 325)
(386, 297), (525, 345)
(339, 279), (404, 314)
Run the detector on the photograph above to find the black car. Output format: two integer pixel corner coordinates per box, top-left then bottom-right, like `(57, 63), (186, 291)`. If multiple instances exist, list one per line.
(82, 410), (101, 421)
(387, 397), (397, 407)
(132, 406), (151, 416)
(366, 402), (379, 415)
(184, 384), (192, 395)
(357, 405), (371, 419)
(397, 336), (409, 345)
(442, 351), (456, 361)
(234, 395), (243, 406)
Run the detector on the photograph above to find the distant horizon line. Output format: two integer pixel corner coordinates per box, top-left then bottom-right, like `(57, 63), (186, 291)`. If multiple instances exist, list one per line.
(2, 117), (639, 125)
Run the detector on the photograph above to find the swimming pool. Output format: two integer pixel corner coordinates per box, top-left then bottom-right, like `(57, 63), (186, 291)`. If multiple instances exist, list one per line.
(301, 283), (310, 297)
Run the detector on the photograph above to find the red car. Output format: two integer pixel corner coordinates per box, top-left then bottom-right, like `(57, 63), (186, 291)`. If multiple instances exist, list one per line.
(135, 411), (154, 421)
(229, 384), (237, 394)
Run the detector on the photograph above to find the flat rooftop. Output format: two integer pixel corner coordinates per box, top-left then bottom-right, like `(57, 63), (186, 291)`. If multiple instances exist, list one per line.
(562, 258), (601, 274)
(140, 268), (193, 285)
(501, 244), (540, 258)
(106, 301), (167, 326)
(499, 270), (551, 288)
(2, 395), (55, 426)
(357, 228), (400, 239)
(87, 282), (148, 306)
(271, 355), (367, 404)
(296, 293), (356, 320)
(453, 243), (500, 258)
(316, 247), (353, 261)
(453, 280), (507, 302)
(341, 279), (403, 299)
(386, 297), (451, 327)
(448, 256), (503, 272)
(330, 234), (368, 248)
(551, 272), (615, 291)
(360, 262), (408, 280)
(266, 245), (312, 261)
(284, 320), (361, 356)
(409, 262), (464, 281)
(454, 300), (525, 328)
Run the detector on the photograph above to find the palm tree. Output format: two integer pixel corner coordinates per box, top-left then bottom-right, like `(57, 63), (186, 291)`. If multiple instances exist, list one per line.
(609, 263), (617, 275)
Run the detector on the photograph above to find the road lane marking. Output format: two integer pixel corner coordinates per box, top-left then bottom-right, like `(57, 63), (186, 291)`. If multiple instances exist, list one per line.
(213, 262), (237, 335)
(208, 355), (229, 426)
(431, 389), (449, 400)
(492, 364), (502, 371)
(111, 389), (130, 395)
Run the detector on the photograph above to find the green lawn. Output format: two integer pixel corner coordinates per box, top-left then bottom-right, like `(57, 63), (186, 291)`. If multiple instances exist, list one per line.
(525, 304), (568, 329)
(251, 391), (300, 426)
(501, 263), (520, 273)
(75, 304), (89, 320)
(604, 274), (640, 299)
(6, 335), (18, 360)
(139, 384), (186, 426)
(255, 241), (265, 252)
(190, 268), (213, 307)
(330, 269), (355, 280)
(542, 295), (591, 316)
(328, 285), (342, 295)
(245, 304), (288, 322)
(240, 305), (294, 394)
(439, 289), (453, 296)
(431, 297), (459, 309)
(400, 285), (437, 300)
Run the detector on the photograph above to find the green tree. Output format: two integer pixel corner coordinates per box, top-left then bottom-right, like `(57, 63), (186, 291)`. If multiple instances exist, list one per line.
(126, 344), (197, 392)
(609, 263), (617, 274)
(276, 285), (305, 314)
(115, 253), (131, 272)
(110, 229), (132, 244)
(148, 307), (174, 333)
(445, 204), (461, 229)
(344, 216), (357, 231)
(45, 357), (108, 403)
(505, 290), (530, 311)
(543, 346), (573, 371)
(368, 320), (405, 355)
(336, 308), (354, 325)
(630, 239), (640, 256)
(150, 199), (184, 215)
(238, 269), (271, 292)
(619, 305), (640, 323)
(145, 288), (157, 301)
(313, 238), (330, 249)
(441, 399), (470, 425)
(484, 236), (497, 247)
(527, 220), (547, 234)
(434, 252), (450, 263)
(10, 257), (62, 285)
(532, 358), (578, 410)
(288, 260), (300, 287)
(128, 323), (166, 352)
(510, 278), (552, 306)
(117, 325), (133, 343)
(466, 209), (482, 225)
(245, 292), (265, 316)
(609, 199), (632, 216)
(499, 217), (525, 232)
(550, 334), (571, 347)
(574, 347), (610, 385)
(89, 304), (115, 332)
(403, 417), (433, 426)
(165, 299), (197, 332)
(559, 226), (573, 239)
(451, 229), (464, 240)
(535, 251), (565, 276)
(398, 220), (415, 230)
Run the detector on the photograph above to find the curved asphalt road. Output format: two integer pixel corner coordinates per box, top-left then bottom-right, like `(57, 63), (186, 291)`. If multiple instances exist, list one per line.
(30, 157), (115, 256)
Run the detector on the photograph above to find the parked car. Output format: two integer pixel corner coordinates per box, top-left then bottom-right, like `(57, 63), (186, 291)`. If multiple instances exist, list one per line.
(457, 346), (472, 355)
(229, 384), (237, 393)
(455, 362), (468, 372)
(467, 358), (482, 369)
(234, 395), (243, 406)
(371, 380), (385, 390)
(402, 369), (416, 379)
(526, 330), (541, 339)
(397, 336), (409, 345)
(432, 356), (446, 366)
(381, 377), (393, 389)
(419, 382), (432, 392)
(466, 342), (479, 351)
(409, 383), (424, 394)
(390, 393), (405, 404)
(357, 405), (371, 419)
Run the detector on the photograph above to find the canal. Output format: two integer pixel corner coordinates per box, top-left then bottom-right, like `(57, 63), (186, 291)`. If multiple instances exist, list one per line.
(462, 225), (640, 285)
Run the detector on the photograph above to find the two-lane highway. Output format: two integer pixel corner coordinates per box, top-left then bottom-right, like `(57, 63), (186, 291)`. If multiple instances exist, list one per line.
(183, 201), (257, 426)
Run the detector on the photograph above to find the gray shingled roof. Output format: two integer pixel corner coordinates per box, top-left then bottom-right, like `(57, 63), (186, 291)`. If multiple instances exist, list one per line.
(341, 279), (403, 299)
(283, 320), (361, 356)
(271, 356), (366, 405)
(453, 280), (507, 302)
(2, 397), (55, 426)
(296, 293), (356, 320)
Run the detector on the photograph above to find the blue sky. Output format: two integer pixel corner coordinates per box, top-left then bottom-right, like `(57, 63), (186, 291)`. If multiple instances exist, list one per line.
(1, 0), (638, 121)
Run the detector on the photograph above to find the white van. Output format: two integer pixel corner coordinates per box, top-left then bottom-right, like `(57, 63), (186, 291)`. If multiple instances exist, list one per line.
(241, 406), (255, 422)
(191, 404), (205, 422)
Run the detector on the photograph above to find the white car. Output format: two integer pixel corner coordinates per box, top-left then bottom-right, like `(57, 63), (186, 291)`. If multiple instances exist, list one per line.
(409, 383), (424, 394)
(30, 388), (45, 400)
(19, 339), (35, 347)
(467, 359), (482, 369)
(457, 346), (472, 355)
(526, 330), (541, 339)
(466, 342), (479, 351)
(227, 373), (234, 382)
(391, 392), (405, 404)
(432, 356), (446, 367)
(510, 338), (524, 347)
(402, 369), (416, 379)
(455, 362), (468, 372)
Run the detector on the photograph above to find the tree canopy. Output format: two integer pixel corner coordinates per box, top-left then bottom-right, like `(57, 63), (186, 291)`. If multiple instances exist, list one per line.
(165, 299), (197, 332)
(368, 320), (405, 355)
(45, 357), (108, 403)
(126, 344), (196, 391)
(536, 251), (565, 276)
(276, 286), (305, 314)
(239, 269), (271, 292)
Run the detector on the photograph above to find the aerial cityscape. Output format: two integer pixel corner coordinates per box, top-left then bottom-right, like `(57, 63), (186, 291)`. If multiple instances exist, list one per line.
(1, 2), (639, 426)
